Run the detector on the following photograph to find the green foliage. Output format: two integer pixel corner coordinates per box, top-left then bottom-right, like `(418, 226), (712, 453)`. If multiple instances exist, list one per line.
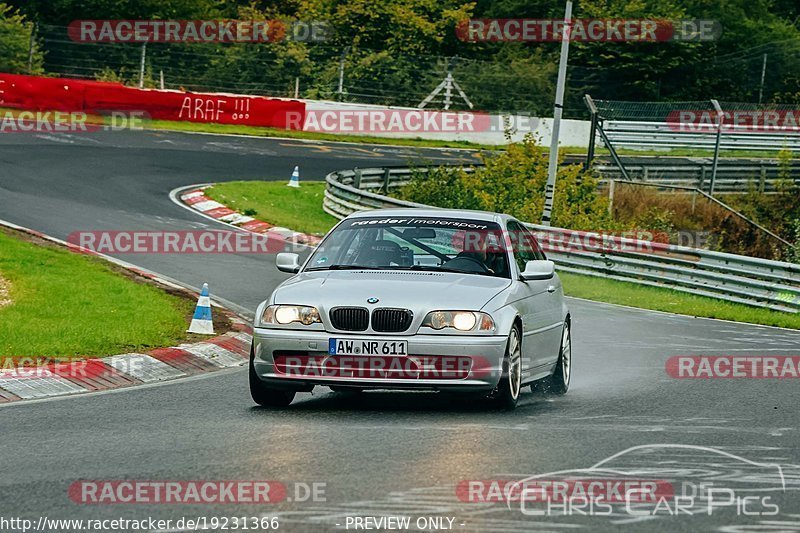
(297, 0), (474, 55)
(94, 64), (160, 88)
(569, 0), (701, 102)
(8, 0), (800, 111)
(726, 151), (800, 250)
(785, 219), (800, 264)
(777, 147), (793, 182)
(0, 3), (43, 74)
(397, 134), (612, 228)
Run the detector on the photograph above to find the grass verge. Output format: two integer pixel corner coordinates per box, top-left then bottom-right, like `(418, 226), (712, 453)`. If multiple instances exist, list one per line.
(0, 227), (199, 359)
(204, 179), (798, 329)
(560, 272), (800, 329)
(205, 180), (339, 235)
(144, 118), (498, 150)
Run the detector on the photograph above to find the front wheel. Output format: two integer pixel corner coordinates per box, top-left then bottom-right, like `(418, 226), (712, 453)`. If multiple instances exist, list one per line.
(538, 321), (571, 395)
(491, 325), (522, 409)
(249, 347), (295, 407)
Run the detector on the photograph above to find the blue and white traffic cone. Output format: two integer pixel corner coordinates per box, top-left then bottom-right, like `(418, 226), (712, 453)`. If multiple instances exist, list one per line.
(287, 166), (300, 188)
(187, 283), (215, 335)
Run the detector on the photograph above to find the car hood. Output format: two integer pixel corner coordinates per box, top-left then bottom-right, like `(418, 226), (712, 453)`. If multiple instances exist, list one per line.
(272, 270), (511, 312)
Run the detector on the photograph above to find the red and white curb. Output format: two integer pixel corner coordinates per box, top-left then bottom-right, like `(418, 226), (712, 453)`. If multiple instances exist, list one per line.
(0, 329), (252, 403)
(0, 218), (254, 404)
(176, 186), (323, 247)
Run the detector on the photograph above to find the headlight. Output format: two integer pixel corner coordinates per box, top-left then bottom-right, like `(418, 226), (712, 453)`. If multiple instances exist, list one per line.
(261, 305), (321, 326)
(421, 311), (495, 332)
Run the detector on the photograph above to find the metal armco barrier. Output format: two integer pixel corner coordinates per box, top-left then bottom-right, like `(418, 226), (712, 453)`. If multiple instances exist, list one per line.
(593, 162), (800, 193)
(602, 120), (800, 152)
(324, 166), (800, 313)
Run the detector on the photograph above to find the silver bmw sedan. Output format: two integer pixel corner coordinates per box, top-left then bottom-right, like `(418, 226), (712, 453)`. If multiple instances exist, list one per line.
(250, 208), (571, 409)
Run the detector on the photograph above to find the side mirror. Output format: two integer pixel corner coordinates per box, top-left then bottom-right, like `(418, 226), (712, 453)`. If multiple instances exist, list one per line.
(276, 252), (300, 274)
(520, 259), (555, 281)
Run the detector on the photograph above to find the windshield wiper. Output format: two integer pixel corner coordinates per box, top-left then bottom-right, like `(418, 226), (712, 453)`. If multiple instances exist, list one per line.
(405, 264), (491, 275)
(306, 264), (383, 271)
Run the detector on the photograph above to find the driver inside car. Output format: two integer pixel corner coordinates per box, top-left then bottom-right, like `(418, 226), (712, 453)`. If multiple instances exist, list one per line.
(444, 230), (505, 275)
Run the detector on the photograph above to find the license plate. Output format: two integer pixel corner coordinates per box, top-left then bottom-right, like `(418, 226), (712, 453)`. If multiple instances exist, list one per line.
(328, 338), (408, 356)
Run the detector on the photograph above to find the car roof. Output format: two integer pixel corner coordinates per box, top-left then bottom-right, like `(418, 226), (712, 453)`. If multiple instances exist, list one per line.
(346, 208), (513, 224)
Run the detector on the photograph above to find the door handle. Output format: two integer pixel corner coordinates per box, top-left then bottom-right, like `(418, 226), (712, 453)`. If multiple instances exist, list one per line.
(546, 285), (557, 293)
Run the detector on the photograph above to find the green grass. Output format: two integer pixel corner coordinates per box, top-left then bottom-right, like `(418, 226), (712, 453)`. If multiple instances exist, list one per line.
(204, 179), (798, 329)
(0, 228), (195, 359)
(143, 118), (497, 150)
(560, 272), (800, 329)
(205, 180), (339, 235)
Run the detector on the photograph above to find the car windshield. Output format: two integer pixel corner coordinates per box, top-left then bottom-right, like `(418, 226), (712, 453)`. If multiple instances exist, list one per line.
(306, 216), (511, 278)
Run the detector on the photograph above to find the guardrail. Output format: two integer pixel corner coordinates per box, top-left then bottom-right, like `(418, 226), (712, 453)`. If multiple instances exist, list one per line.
(324, 166), (800, 313)
(603, 120), (800, 152)
(593, 162), (799, 193)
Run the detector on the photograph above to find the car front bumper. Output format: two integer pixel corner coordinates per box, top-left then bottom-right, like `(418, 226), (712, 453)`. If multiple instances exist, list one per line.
(252, 327), (507, 391)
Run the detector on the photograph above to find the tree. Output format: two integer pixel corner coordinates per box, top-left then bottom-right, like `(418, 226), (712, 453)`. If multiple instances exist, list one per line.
(0, 3), (42, 74)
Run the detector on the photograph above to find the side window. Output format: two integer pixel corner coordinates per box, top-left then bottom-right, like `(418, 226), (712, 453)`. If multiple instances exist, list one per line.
(508, 221), (545, 272)
(525, 227), (547, 261)
(508, 221), (533, 272)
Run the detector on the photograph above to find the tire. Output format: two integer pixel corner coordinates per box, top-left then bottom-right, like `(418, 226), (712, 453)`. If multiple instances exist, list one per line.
(538, 321), (571, 395)
(249, 346), (296, 407)
(491, 325), (523, 410)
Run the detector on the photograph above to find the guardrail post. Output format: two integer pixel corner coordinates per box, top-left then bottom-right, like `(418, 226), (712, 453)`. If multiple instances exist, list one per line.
(138, 42), (147, 89)
(382, 168), (391, 194)
(608, 179), (615, 215)
(596, 124), (631, 181)
(353, 168), (362, 189)
(709, 99), (723, 196)
(699, 166), (706, 190)
(584, 95), (598, 170)
(759, 166), (767, 193)
(28, 23), (37, 74)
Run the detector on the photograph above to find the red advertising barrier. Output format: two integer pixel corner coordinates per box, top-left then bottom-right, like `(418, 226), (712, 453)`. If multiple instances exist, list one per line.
(0, 73), (304, 129)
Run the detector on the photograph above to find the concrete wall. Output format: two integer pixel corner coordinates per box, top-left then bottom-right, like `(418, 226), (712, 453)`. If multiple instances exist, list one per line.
(302, 99), (591, 147)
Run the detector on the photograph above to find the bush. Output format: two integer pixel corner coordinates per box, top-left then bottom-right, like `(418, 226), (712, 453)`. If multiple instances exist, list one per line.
(0, 3), (43, 75)
(785, 219), (800, 264)
(395, 135), (798, 261)
(397, 134), (612, 229)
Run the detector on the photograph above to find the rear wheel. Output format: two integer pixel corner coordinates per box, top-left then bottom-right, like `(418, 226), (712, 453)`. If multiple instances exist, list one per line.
(249, 346), (295, 407)
(491, 325), (522, 409)
(538, 321), (571, 395)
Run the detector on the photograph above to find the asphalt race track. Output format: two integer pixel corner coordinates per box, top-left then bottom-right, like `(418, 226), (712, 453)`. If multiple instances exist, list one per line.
(1, 130), (800, 532)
